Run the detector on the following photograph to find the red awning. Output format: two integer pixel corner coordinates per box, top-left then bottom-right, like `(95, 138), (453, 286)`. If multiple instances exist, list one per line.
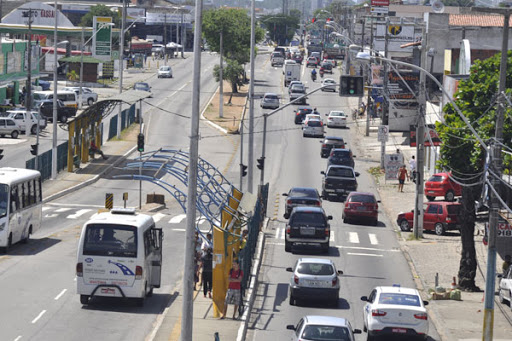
(41, 46), (91, 56)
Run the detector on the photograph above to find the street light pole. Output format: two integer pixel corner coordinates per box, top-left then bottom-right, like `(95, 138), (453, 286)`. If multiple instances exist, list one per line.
(381, 17), (390, 168)
(79, 27), (84, 110)
(117, 0), (127, 139)
(248, 0), (256, 192)
(219, 31), (223, 119)
(51, 0), (58, 179)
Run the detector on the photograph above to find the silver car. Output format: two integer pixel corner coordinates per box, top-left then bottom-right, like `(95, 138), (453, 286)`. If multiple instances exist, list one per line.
(260, 93), (280, 109)
(0, 118), (21, 139)
(63, 87), (98, 106)
(157, 65), (173, 78)
(286, 315), (361, 341)
(287, 257), (342, 306)
(302, 119), (324, 138)
(498, 265), (512, 309)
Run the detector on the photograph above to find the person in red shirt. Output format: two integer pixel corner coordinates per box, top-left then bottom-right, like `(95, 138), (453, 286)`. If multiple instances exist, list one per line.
(397, 165), (409, 192)
(221, 260), (243, 320)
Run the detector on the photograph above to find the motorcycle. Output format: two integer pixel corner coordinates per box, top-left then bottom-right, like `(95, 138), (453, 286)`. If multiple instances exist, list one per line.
(311, 71), (317, 82)
(319, 68), (325, 78)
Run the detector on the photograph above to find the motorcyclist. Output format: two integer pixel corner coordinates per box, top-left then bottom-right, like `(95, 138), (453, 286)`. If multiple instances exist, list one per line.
(319, 66), (325, 78)
(311, 68), (317, 81)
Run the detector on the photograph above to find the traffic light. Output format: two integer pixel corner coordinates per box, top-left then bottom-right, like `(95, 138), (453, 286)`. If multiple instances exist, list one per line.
(241, 164), (248, 177)
(30, 144), (38, 156)
(137, 133), (144, 152)
(0, 149), (3, 161)
(312, 17), (316, 23)
(257, 157), (265, 170)
(339, 75), (364, 97)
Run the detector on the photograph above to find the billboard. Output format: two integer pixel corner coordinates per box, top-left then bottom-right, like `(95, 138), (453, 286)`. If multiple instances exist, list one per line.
(146, 12), (192, 25)
(93, 16), (112, 62)
(127, 8), (146, 23)
(387, 71), (420, 100)
(373, 24), (421, 52)
(410, 124), (442, 147)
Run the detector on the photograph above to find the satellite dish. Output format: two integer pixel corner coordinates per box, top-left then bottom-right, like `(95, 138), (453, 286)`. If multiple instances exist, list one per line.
(432, 1), (445, 13)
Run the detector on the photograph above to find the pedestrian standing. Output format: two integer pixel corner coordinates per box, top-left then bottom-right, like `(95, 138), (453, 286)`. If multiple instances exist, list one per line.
(202, 233), (213, 255)
(221, 260), (243, 320)
(503, 255), (511, 274)
(409, 156), (417, 183)
(201, 248), (213, 298)
(397, 165), (409, 192)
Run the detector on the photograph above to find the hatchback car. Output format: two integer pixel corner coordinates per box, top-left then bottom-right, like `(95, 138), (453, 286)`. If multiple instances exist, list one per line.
(294, 106), (314, 124)
(326, 110), (347, 128)
(287, 316), (362, 341)
(327, 148), (355, 168)
(292, 52), (303, 64)
(361, 286), (429, 340)
(289, 84), (307, 104)
(0, 118), (21, 139)
(343, 192), (379, 225)
(321, 78), (337, 92)
(424, 172), (462, 201)
(134, 82), (151, 92)
(320, 62), (333, 73)
(320, 136), (345, 158)
(498, 265), (512, 309)
(261, 93), (280, 109)
(157, 65), (173, 78)
(285, 207), (332, 253)
(288, 81), (303, 95)
(396, 201), (461, 235)
(306, 57), (318, 67)
(283, 187), (322, 219)
(287, 258), (342, 306)
(302, 119), (324, 138)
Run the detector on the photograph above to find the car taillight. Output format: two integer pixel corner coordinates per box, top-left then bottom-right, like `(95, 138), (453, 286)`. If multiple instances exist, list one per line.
(414, 313), (428, 320)
(446, 217), (451, 222)
(135, 266), (143, 280)
(315, 201), (321, 206)
(76, 263), (83, 277)
(322, 144), (327, 148)
(286, 227), (290, 234)
(332, 277), (338, 286)
(320, 121), (324, 126)
(325, 228), (329, 236)
(372, 309), (387, 317)
(294, 275), (299, 284)
(287, 200), (292, 205)
(330, 151), (334, 157)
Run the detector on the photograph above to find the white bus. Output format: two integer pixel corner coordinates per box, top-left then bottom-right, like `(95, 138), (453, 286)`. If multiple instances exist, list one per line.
(0, 168), (42, 252)
(76, 208), (163, 306)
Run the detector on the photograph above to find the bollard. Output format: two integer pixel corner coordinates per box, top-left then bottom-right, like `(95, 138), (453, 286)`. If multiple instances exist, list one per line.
(214, 332), (220, 341)
(435, 272), (439, 288)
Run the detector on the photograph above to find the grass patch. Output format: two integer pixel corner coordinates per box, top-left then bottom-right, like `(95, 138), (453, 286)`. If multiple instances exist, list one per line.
(109, 123), (140, 141)
(406, 233), (421, 241)
(368, 166), (384, 184)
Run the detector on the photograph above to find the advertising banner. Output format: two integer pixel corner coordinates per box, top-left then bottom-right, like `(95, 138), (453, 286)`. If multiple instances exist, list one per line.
(127, 8), (146, 22)
(373, 24), (420, 52)
(146, 12), (192, 25)
(387, 71), (420, 100)
(371, 0), (390, 5)
(384, 153), (404, 180)
(93, 16), (112, 62)
(409, 124), (442, 147)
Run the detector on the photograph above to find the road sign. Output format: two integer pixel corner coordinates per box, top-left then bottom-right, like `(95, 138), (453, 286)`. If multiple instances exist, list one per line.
(384, 153), (404, 180)
(378, 125), (389, 142)
(371, 6), (389, 14)
(105, 193), (113, 209)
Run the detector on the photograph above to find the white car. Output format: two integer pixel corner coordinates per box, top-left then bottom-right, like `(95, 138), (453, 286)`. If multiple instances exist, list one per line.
(326, 110), (347, 128)
(260, 93), (280, 109)
(321, 78), (337, 92)
(288, 81), (303, 95)
(498, 265), (512, 309)
(157, 65), (173, 78)
(303, 114), (322, 125)
(63, 87), (98, 106)
(361, 286), (429, 340)
(286, 315), (361, 341)
(302, 119), (324, 138)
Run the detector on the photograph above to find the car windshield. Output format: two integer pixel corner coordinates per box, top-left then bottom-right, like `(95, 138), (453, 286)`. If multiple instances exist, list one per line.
(378, 292), (421, 306)
(290, 212), (326, 226)
(447, 205), (460, 214)
(428, 175), (444, 182)
(291, 85), (304, 92)
(33, 93), (46, 100)
(0, 184), (8, 218)
(349, 195), (375, 203)
(82, 223), (138, 258)
(330, 112), (345, 117)
(289, 188), (318, 198)
(332, 151), (350, 158)
(265, 95), (278, 100)
(135, 83), (149, 90)
(328, 168), (354, 177)
(308, 120), (322, 127)
(299, 108), (313, 114)
(297, 263), (334, 275)
(326, 139), (343, 144)
(301, 325), (351, 341)
(160, 66), (170, 71)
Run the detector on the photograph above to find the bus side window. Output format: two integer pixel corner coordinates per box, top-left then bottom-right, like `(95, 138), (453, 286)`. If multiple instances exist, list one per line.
(144, 230), (151, 256)
(34, 179), (41, 203)
(18, 183), (25, 210)
(10, 185), (18, 213)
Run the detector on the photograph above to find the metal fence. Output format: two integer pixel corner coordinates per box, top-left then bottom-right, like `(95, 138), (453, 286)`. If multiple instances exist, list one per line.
(108, 104), (136, 140)
(26, 141), (69, 181)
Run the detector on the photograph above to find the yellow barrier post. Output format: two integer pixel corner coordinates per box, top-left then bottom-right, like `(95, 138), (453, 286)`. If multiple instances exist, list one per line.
(67, 120), (75, 172)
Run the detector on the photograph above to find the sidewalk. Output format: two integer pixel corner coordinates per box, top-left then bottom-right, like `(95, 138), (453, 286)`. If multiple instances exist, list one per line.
(350, 108), (512, 341)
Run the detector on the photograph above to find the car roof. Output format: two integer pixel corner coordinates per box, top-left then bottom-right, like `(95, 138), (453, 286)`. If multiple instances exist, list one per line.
(376, 286), (420, 295)
(347, 191), (375, 197)
(297, 106), (313, 109)
(324, 136), (344, 141)
(303, 315), (349, 327)
(298, 258), (334, 265)
(292, 206), (325, 213)
(331, 148), (351, 152)
(427, 201), (461, 205)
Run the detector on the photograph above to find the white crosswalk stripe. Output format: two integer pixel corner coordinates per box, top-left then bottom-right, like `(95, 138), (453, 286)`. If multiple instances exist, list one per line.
(152, 213), (166, 223)
(271, 228), (379, 246)
(169, 214), (187, 224)
(42, 206), (52, 212)
(55, 208), (72, 213)
(66, 209), (92, 219)
(369, 233), (378, 245)
(349, 232), (360, 244)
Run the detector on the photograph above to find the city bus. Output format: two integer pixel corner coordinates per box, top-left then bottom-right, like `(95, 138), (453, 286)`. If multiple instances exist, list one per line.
(0, 168), (42, 252)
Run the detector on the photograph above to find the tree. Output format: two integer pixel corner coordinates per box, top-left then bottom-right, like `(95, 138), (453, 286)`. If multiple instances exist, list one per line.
(213, 59), (245, 93)
(260, 14), (299, 46)
(436, 51), (512, 291)
(79, 5), (120, 28)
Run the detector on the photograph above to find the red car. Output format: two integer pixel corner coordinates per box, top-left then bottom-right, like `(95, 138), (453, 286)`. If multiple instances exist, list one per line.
(424, 172), (462, 202)
(396, 201), (461, 235)
(342, 192), (379, 225)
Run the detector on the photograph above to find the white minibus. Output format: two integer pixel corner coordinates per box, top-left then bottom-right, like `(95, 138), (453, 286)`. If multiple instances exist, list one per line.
(0, 168), (42, 252)
(76, 208), (163, 306)
(33, 90), (78, 109)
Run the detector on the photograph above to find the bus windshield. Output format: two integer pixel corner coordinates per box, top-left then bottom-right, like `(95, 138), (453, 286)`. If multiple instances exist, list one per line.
(0, 184), (8, 218)
(83, 224), (138, 257)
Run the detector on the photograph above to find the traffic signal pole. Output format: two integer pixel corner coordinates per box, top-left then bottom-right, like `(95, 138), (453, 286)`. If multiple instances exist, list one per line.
(380, 17), (390, 168)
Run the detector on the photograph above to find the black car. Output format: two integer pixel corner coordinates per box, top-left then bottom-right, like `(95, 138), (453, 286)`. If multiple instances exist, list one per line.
(38, 99), (77, 123)
(320, 136), (346, 158)
(285, 206), (333, 253)
(321, 165), (359, 201)
(320, 62), (333, 74)
(327, 148), (355, 168)
(294, 106), (314, 124)
(282, 187), (322, 219)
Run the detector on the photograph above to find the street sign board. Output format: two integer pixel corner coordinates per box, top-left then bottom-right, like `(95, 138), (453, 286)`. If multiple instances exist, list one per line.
(373, 24), (421, 52)
(371, 0), (390, 5)
(387, 71), (420, 100)
(93, 16), (112, 62)
(371, 6), (389, 14)
(378, 125), (389, 142)
(384, 153), (404, 180)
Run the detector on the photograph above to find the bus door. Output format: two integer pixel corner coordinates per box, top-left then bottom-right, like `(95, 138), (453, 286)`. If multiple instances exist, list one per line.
(150, 228), (163, 288)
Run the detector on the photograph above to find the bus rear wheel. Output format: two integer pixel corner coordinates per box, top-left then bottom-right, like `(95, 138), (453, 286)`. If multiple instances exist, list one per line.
(22, 226), (32, 244)
(80, 295), (90, 305)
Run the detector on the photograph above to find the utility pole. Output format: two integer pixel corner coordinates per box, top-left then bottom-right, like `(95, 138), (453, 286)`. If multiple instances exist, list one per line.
(365, 17), (374, 137)
(380, 17), (390, 168)
(79, 27), (84, 110)
(413, 26), (427, 239)
(51, 0), (58, 179)
(25, 9), (37, 168)
(248, 0), (256, 193)
(181, 11), (185, 58)
(474, 7), (512, 341)
(182, 0), (203, 339)
(117, 0), (127, 139)
(219, 31), (223, 119)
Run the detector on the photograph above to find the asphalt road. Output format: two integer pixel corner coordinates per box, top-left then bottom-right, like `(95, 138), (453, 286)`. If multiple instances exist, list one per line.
(0, 51), (241, 341)
(244, 58), (442, 341)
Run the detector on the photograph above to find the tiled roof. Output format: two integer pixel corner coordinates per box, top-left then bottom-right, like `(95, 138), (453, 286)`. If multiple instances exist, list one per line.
(449, 14), (512, 27)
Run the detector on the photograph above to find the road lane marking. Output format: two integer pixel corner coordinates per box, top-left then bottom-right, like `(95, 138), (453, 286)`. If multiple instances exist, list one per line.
(31, 310), (46, 324)
(54, 289), (67, 300)
(46, 203), (105, 208)
(42, 206), (51, 212)
(153, 213), (166, 223)
(66, 209), (92, 219)
(13, 336), (22, 341)
(369, 233), (378, 245)
(169, 214), (187, 224)
(55, 208), (72, 213)
(347, 252), (383, 257)
(44, 214), (58, 218)
(330, 233), (335, 242)
(349, 232), (359, 244)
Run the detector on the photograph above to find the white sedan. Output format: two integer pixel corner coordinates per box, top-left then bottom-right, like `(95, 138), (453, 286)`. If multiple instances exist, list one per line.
(361, 286), (429, 340)
(63, 87), (98, 106)
(326, 110), (347, 128)
(321, 78), (337, 92)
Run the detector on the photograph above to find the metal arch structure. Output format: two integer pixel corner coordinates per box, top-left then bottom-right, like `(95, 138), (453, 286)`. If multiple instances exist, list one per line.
(114, 149), (244, 234)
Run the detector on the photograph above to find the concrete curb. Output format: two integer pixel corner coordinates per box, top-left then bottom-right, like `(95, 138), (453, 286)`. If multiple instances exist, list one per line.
(200, 85), (228, 135)
(236, 218), (269, 341)
(43, 145), (137, 203)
